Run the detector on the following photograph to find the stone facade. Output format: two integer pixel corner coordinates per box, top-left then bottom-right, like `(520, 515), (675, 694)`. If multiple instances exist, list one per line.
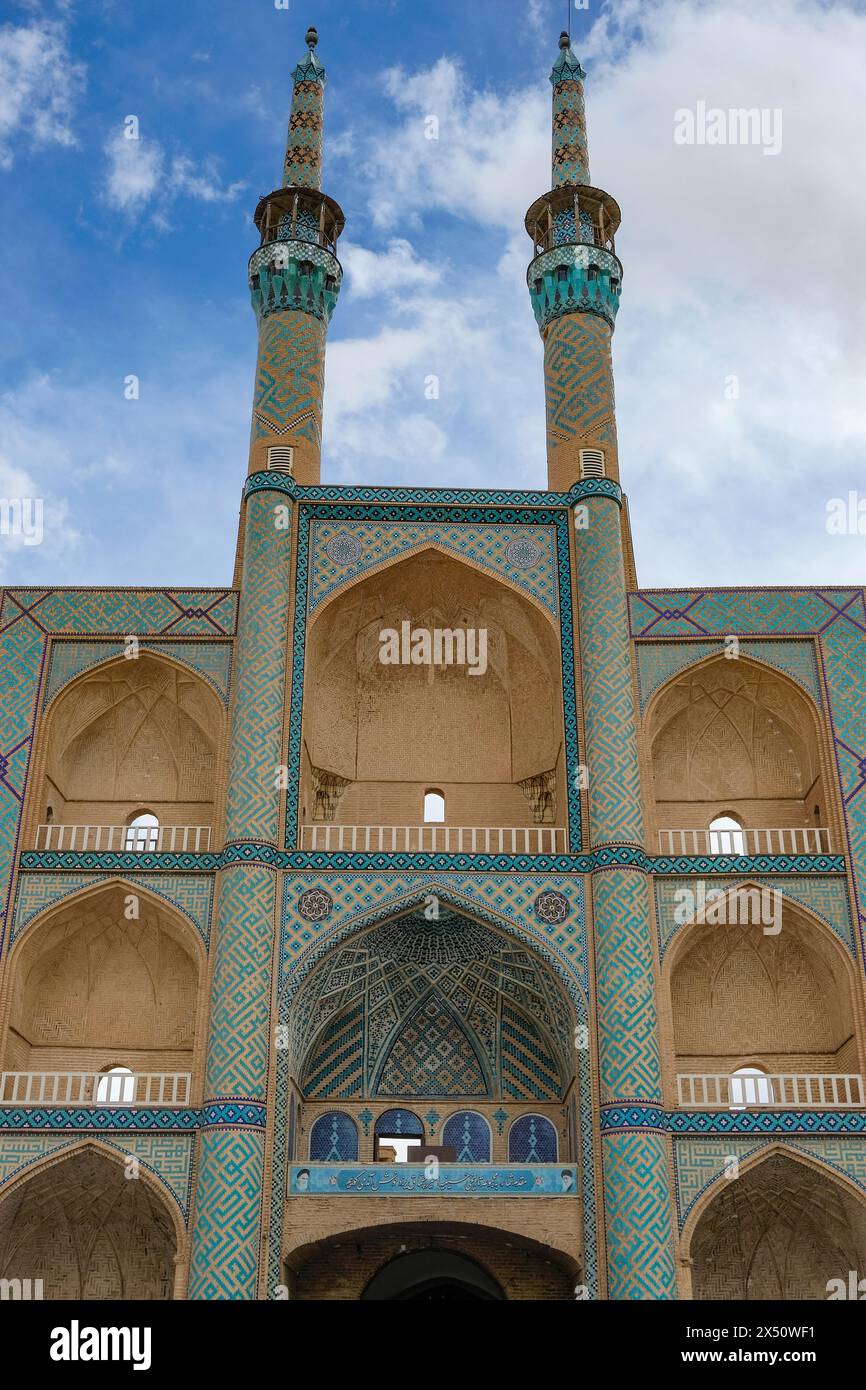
(0, 29), (864, 1302)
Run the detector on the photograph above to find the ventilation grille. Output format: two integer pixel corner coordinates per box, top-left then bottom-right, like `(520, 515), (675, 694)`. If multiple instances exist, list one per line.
(267, 446), (295, 475)
(579, 448), (605, 479)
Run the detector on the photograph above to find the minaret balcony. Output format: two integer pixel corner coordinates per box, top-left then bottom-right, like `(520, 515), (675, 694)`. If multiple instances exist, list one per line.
(527, 243), (623, 331)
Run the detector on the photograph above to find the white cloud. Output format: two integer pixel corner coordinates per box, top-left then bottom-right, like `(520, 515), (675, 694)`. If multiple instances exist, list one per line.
(103, 130), (164, 211)
(102, 131), (245, 220)
(330, 0), (866, 585)
(340, 239), (442, 301)
(0, 17), (84, 169)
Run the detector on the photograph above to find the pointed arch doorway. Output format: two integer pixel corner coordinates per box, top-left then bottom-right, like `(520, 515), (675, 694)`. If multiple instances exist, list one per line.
(361, 1249), (504, 1301)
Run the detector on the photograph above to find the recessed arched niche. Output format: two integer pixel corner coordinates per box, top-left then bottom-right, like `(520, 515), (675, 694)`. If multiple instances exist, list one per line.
(35, 654), (223, 851)
(646, 656), (832, 854)
(3, 883), (201, 1094)
(300, 549), (565, 842)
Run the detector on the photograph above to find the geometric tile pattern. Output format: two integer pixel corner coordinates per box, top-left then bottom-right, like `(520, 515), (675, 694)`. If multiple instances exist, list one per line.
(550, 41), (589, 187)
(269, 879), (599, 1299)
(673, 1136), (866, 1233)
(377, 995), (489, 1098)
(545, 315), (618, 485)
(283, 64), (324, 190)
(294, 909), (570, 1100)
(442, 1112), (491, 1162)
(592, 868), (662, 1104)
(44, 639), (234, 706)
(280, 874), (588, 1007)
(0, 1132), (194, 1217)
(187, 1128), (265, 1300)
(508, 1113), (558, 1162)
(635, 638), (822, 713)
(205, 864), (275, 1102)
(309, 1111), (358, 1161)
(250, 311), (324, 448)
(654, 874), (855, 960)
(602, 1129), (677, 1300)
(245, 469), (620, 511)
(11, 871), (215, 949)
(576, 498), (643, 844)
(224, 491), (291, 843)
(7, 589), (238, 638)
(0, 603), (44, 952)
(309, 520), (560, 619)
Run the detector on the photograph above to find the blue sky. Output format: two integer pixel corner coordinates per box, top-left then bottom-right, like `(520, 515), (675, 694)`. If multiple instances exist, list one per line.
(1, 0), (864, 588)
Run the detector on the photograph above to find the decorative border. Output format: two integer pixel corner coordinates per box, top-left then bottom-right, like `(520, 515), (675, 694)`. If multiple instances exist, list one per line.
(244, 471), (622, 510)
(0, 1102), (266, 1131)
(602, 1104), (866, 1135)
(20, 846), (846, 876)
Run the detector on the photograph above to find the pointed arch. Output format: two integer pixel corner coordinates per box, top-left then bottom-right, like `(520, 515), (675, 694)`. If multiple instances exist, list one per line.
(664, 883), (864, 1090)
(2, 878), (206, 1088)
(643, 649), (836, 854)
(308, 538), (560, 630)
(30, 649), (224, 847)
(300, 544), (565, 828)
(0, 1137), (185, 1300)
(680, 1143), (866, 1301)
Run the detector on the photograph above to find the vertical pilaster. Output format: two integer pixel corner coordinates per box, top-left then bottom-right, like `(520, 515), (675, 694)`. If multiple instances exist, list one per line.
(577, 496), (676, 1299)
(188, 489), (291, 1298)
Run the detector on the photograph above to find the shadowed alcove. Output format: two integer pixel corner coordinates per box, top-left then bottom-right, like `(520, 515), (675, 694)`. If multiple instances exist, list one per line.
(300, 548), (566, 842)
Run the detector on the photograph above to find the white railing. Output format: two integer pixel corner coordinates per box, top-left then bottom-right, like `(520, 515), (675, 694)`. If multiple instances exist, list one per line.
(677, 1073), (864, 1110)
(0, 1071), (192, 1106)
(658, 827), (832, 856)
(300, 824), (568, 854)
(35, 824), (212, 853)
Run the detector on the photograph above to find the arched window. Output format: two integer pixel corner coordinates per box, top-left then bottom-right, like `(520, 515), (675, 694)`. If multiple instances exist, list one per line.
(374, 1107), (424, 1162)
(729, 1066), (774, 1111)
(423, 790), (445, 823)
(708, 814), (745, 855)
(309, 1111), (359, 1161)
(95, 1066), (136, 1106)
(508, 1113), (558, 1163)
(125, 812), (159, 852)
(442, 1111), (491, 1162)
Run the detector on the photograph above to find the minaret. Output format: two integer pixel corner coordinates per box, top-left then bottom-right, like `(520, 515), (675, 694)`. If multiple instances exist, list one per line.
(525, 32), (622, 492)
(528, 37), (677, 1299)
(189, 30), (342, 1300)
(247, 25), (345, 484)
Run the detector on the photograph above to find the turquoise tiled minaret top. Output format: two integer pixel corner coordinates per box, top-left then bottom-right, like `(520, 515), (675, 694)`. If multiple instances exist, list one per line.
(551, 31), (589, 188)
(283, 26), (326, 190)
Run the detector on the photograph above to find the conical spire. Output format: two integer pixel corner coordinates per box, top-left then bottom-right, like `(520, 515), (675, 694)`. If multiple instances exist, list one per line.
(283, 26), (326, 189)
(550, 31), (589, 187)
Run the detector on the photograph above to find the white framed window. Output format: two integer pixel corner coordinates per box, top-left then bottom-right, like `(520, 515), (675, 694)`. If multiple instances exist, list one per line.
(124, 813), (159, 852)
(423, 790), (445, 823)
(95, 1066), (135, 1106)
(729, 1066), (773, 1111)
(708, 814), (745, 855)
